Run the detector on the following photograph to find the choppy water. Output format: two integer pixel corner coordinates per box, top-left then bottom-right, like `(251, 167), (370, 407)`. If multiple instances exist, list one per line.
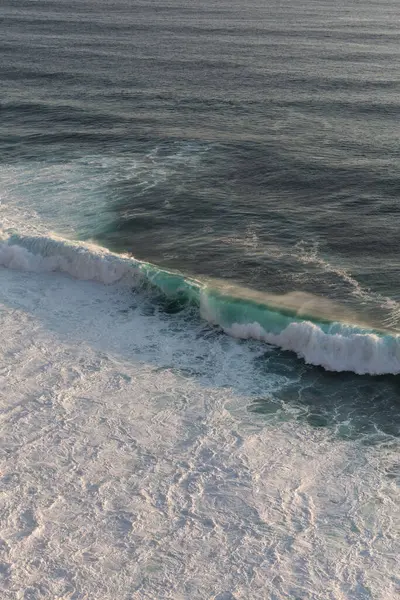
(0, 1), (399, 598)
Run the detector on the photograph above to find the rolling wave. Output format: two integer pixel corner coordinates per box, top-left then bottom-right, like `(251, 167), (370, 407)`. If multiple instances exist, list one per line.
(1, 231), (399, 375)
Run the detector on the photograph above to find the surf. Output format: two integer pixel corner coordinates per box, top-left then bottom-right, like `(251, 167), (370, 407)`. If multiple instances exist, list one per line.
(1, 230), (399, 376)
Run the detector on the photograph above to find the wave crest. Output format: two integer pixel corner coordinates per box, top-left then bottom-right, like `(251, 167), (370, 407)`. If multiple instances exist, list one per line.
(1, 231), (399, 375)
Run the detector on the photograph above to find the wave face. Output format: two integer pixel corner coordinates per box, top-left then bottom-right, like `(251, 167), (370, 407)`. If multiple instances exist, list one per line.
(1, 231), (399, 376)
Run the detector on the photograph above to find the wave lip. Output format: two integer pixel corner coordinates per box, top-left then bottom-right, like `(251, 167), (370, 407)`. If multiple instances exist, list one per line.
(227, 321), (400, 376)
(0, 232), (135, 283)
(200, 291), (400, 375)
(0, 231), (399, 376)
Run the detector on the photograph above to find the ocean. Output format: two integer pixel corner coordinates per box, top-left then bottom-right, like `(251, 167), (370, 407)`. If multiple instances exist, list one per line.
(0, 1), (399, 598)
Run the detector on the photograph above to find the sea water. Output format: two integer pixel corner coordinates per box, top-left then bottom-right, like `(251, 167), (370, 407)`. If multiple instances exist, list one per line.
(0, 1), (399, 598)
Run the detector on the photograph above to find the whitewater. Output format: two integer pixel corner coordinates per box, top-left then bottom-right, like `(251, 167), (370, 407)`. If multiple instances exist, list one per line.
(1, 231), (399, 599)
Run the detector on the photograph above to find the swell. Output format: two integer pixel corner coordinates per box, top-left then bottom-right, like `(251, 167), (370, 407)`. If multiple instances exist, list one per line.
(0, 231), (399, 376)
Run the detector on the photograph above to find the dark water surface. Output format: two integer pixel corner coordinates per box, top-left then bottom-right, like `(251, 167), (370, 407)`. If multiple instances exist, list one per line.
(2, 1), (400, 321)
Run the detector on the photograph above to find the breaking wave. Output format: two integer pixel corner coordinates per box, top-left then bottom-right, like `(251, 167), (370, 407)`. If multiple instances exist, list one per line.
(1, 231), (399, 376)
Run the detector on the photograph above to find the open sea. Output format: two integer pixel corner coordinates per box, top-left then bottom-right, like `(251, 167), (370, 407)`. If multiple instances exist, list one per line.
(0, 1), (399, 598)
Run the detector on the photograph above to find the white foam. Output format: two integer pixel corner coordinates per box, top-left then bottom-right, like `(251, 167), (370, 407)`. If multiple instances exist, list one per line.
(225, 320), (400, 375)
(0, 251), (398, 600)
(0, 232), (136, 284)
